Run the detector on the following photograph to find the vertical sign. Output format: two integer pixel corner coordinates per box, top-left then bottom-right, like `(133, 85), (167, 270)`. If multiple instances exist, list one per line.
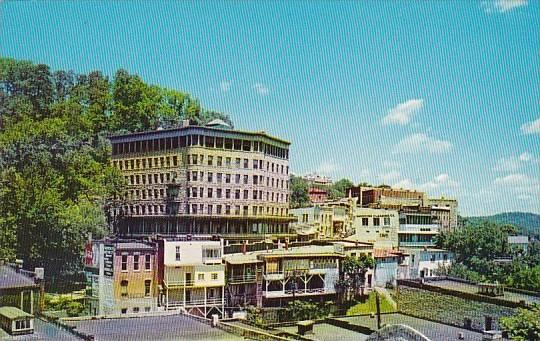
(103, 244), (114, 277)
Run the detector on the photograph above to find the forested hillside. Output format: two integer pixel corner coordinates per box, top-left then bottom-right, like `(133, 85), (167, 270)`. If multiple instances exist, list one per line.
(467, 212), (540, 237)
(0, 58), (232, 282)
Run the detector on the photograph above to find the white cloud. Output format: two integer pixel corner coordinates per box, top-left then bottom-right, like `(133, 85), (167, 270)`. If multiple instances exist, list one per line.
(482, 0), (528, 13)
(494, 173), (532, 186)
(521, 117), (540, 135)
(494, 152), (540, 172)
(390, 173), (459, 195)
(394, 133), (452, 154)
(253, 83), (269, 95)
(382, 99), (424, 126)
(494, 157), (521, 172)
(220, 80), (231, 92)
(316, 160), (339, 175)
(378, 170), (401, 184)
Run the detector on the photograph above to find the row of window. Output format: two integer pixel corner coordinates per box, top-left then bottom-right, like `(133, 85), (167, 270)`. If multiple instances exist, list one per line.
(121, 254), (152, 271)
(116, 204), (289, 217)
(121, 307), (152, 314)
(187, 187), (288, 203)
(188, 172), (288, 189)
(187, 155), (288, 174)
(112, 135), (289, 159)
(361, 217), (392, 227)
(120, 279), (152, 297)
(186, 204), (288, 217)
(113, 155), (178, 170)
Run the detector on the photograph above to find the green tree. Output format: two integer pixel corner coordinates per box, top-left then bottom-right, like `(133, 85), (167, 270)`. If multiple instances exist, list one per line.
(328, 178), (353, 199)
(290, 175), (310, 208)
(500, 304), (540, 341)
(338, 255), (375, 302)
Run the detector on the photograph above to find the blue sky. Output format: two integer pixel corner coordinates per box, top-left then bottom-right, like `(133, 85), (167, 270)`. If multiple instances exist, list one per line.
(1, 0), (539, 216)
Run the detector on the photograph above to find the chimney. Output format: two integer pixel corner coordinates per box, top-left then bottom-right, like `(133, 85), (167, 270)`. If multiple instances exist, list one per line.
(182, 119), (190, 127)
(15, 259), (23, 272)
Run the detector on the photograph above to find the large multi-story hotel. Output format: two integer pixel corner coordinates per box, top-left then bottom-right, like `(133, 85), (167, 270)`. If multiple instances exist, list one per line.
(108, 120), (294, 239)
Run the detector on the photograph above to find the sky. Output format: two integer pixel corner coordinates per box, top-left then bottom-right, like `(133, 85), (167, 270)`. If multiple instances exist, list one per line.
(1, 0), (539, 216)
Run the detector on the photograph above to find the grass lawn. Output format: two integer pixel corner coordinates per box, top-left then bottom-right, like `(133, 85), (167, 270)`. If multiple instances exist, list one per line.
(346, 292), (396, 315)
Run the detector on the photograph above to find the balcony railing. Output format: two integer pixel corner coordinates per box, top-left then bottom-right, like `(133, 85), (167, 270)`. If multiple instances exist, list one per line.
(263, 287), (329, 298)
(228, 274), (257, 283)
(164, 279), (196, 287)
(166, 298), (223, 308)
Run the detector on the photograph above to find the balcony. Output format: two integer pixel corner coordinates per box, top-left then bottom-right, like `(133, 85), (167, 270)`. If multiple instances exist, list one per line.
(227, 274), (257, 284)
(263, 288), (330, 298)
(164, 279), (196, 288)
(263, 272), (284, 281)
(399, 224), (440, 233)
(167, 297), (223, 308)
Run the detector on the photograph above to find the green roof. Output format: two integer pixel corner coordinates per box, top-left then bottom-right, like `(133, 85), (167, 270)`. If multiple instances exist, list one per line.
(0, 306), (33, 319)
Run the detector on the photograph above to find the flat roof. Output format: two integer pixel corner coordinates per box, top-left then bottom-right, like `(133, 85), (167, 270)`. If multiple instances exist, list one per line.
(0, 306), (33, 319)
(67, 314), (242, 341)
(109, 125), (290, 146)
(224, 245), (345, 264)
(0, 265), (38, 290)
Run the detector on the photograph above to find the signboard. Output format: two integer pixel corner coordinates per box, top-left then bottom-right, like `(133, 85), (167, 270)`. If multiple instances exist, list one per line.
(85, 243), (93, 266)
(103, 244), (115, 277)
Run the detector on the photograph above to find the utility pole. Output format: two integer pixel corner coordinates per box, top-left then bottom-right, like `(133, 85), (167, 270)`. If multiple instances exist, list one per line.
(375, 292), (381, 330)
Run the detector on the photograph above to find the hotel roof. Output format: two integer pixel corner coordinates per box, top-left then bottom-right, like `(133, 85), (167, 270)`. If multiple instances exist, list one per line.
(108, 124), (291, 146)
(223, 245), (345, 264)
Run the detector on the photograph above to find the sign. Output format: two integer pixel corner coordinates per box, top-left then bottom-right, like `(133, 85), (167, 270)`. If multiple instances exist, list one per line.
(103, 244), (115, 277)
(85, 243), (93, 266)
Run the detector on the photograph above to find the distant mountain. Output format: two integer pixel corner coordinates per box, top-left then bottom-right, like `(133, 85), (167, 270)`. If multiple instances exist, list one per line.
(466, 212), (540, 237)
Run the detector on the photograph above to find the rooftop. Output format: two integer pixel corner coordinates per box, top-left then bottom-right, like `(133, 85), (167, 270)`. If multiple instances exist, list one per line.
(224, 245), (345, 264)
(66, 314), (242, 341)
(0, 265), (38, 290)
(0, 306), (33, 319)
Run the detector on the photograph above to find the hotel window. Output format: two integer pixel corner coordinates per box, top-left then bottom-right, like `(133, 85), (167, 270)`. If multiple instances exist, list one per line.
(217, 188), (222, 198)
(121, 308), (127, 314)
(192, 155), (198, 165)
(217, 173), (222, 182)
(253, 159), (258, 169)
(253, 191), (258, 200)
(243, 175), (248, 184)
(225, 174), (231, 183)
(243, 159), (249, 168)
(253, 175), (258, 185)
(133, 307), (139, 313)
(133, 255), (140, 271)
(235, 174), (240, 184)
(235, 158), (241, 167)
(121, 254), (128, 271)
(199, 187), (204, 198)
(244, 190), (249, 199)
(217, 156), (222, 166)
(198, 274), (204, 280)
(208, 172), (213, 182)
(175, 246), (181, 261)
(209, 288), (215, 298)
(208, 156), (213, 166)
(217, 205), (222, 215)
(121, 280), (128, 297)
(173, 156), (178, 166)
(208, 188), (213, 198)
(211, 273), (218, 281)
(373, 218), (380, 226)
(145, 280), (151, 297)
(226, 189), (231, 199)
(192, 187), (197, 198)
(243, 206), (249, 216)
(207, 205), (213, 215)
(226, 157), (231, 167)
(192, 171), (198, 181)
(252, 206), (257, 215)
(225, 205), (231, 215)
(235, 205), (240, 215)
(145, 254), (151, 270)
(145, 307), (151, 312)
(192, 204), (198, 214)
(235, 190), (240, 199)
(384, 217), (390, 226)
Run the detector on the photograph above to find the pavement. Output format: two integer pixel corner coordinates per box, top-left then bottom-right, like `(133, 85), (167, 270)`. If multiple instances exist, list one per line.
(66, 314), (243, 341)
(278, 323), (369, 341)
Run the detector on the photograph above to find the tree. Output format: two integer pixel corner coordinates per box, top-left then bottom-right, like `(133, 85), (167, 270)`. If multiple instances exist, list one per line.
(328, 178), (353, 200)
(338, 255), (375, 302)
(500, 304), (540, 341)
(290, 175), (310, 208)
